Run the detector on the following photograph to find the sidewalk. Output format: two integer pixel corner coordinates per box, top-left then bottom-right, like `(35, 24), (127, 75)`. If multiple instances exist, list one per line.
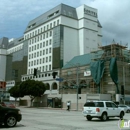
(17, 106), (82, 111)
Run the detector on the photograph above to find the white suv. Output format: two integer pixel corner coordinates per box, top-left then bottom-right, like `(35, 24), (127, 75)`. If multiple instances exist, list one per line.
(82, 101), (125, 121)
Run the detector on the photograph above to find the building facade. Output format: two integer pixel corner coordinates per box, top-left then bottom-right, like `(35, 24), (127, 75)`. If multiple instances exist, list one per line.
(22, 3), (102, 93)
(0, 3), (102, 107)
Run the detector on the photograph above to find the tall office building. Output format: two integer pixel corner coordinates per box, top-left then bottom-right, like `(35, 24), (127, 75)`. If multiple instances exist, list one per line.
(0, 3), (102, 102)
(23, 3), (102, 76)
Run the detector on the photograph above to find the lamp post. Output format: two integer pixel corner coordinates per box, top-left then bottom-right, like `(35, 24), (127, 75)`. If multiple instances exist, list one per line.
(76, 66), (79, 111)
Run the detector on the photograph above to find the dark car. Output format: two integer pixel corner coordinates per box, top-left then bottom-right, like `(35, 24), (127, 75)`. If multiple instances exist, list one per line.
(0, 102), (15, 108)
(0, 104), (22, 127)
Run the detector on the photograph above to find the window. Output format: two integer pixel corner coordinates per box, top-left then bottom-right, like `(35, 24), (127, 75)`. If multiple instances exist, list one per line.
(42, 66), (44, 72)
(47, 25), (49, 30)
(35, 30), (37, 35)
(35, 45), (36, 50)
(31, 61), (33, 66)
(49, 56), (51, 62)
(106, 102), (112, 107)
(49, 48), (51, 53)
(43, 34), (45, 39)
(40, 59), (42, 64)
(44, 26), (46, 31)
(40, 35), (42, 40)
(32, 32), (34, 36)
(29, 54), (31, 59)
(29, 62), (30, 67)
(29, 40), (31, 45)
(40, 51), (42, 56)
(49, 65), (51, 70)
(50, 23), (52, 28)
(37, 59), (39, 65)
(43, 50), (45, 55)
(46, 57), (48, 62)
(37, 36), (39, 41)
(46, 65), (48, 71)
(53, 21), (56, 27)
(57, 20), (59, 25)
(50, 31), (52, 37)
(49, 39), (51, 45)
(32, 53), (33, 58)
(43, 58), (45, 63)
(40, 43), (42, 48)
(46, 49), (48, 54)
(34, 53), (36, 58)
(43, 42), (45, 47)
(84, 102), (104, 107)
(46, 32), (48, 38)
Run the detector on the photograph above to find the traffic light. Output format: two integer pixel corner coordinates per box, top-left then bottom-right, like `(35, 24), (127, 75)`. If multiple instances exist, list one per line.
(34, 68), (37, 76)
(52, 72), (58, 79)
(121, 85), (124, 95)
(78, 87), (81, 94)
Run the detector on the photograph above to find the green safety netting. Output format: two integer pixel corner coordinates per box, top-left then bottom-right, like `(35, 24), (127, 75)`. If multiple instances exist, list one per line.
(109, 57), (119, 94)
(90, 60), (105, 85)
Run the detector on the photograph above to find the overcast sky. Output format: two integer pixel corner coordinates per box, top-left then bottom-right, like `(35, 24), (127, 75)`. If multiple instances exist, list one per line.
(0, 0), (130, 46)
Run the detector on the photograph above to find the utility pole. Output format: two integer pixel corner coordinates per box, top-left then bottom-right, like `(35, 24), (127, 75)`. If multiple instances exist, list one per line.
(76, 66), (79, 111)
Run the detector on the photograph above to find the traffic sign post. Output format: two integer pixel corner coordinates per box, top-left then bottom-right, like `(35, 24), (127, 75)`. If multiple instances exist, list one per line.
(55, 78), (64, 108)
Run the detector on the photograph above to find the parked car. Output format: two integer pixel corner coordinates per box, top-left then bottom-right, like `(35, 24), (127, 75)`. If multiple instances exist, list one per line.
(82, 101), (125, 121)
(0, 104), (22, 127)
(118, 104), (130, 113)
(0, 102), (15, 108)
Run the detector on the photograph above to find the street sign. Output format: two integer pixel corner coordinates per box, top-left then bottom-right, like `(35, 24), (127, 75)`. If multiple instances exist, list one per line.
(55, 78), (63, 82)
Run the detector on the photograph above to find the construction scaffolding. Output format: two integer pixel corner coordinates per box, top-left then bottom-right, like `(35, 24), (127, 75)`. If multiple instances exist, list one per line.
(90, 43), (130, 100)
(60, 42), (130, 103)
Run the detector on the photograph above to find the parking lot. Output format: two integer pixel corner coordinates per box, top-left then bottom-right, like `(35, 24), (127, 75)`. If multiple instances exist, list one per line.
(0, 107), (130, 130)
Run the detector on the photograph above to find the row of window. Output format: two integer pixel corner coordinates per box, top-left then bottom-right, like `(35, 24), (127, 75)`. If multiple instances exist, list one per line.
(28, 56), (52, 66)
(29, 31), (52, 45)
(25, 19), (59, 39)
(29, 40), (52, 52)
(7, 44), (23, 54)
(28, 65), (52, 74)
(28, 48), (52, 59)
(6, 81), (15, 85)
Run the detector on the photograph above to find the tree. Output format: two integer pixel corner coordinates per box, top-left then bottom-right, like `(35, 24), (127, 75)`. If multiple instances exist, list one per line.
(20, 79), (46, 106)
(8, 85), (24, 106)
(8, 85), (21, 98)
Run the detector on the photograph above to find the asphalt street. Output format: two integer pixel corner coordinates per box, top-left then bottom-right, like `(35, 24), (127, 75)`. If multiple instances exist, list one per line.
(0, 107), (130, 130)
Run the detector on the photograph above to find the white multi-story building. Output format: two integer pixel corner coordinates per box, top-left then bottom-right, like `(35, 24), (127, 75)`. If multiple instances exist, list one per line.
(22, 4), (102, 89)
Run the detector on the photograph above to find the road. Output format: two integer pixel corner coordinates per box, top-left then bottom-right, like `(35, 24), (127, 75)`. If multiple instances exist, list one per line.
(0, 107), (129, 130)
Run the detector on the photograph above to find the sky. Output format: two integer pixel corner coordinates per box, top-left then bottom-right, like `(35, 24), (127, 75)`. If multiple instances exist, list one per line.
(0, 0), (130, 46)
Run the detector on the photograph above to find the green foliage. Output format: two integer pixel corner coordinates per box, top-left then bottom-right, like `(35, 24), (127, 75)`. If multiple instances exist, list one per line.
(8, 85), (23, 98)
(20, 79), (46, 97)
